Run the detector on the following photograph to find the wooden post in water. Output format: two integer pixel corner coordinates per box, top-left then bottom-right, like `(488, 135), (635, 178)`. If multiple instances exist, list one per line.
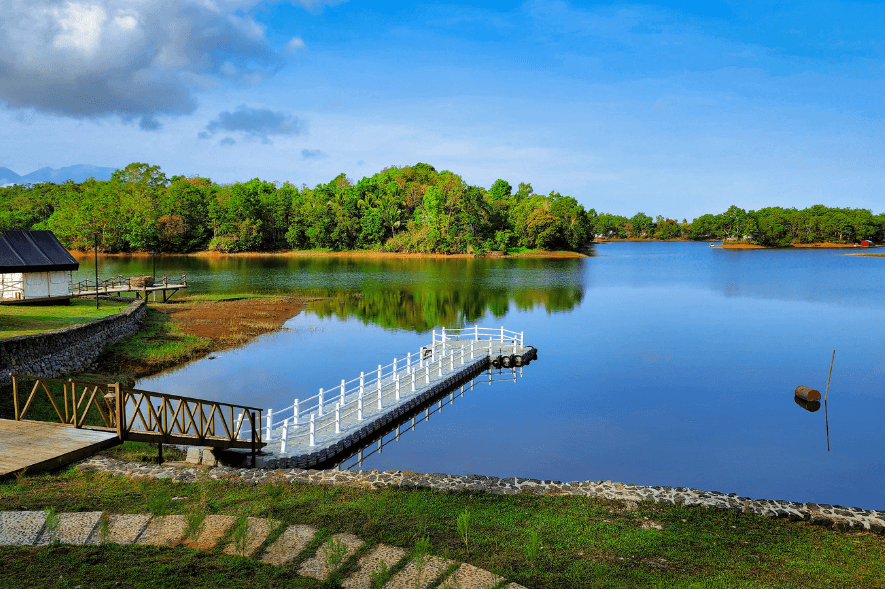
(824, 350), (835, 402)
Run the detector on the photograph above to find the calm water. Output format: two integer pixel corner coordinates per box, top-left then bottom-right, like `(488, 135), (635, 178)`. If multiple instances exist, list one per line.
(76, 245), (885, 508)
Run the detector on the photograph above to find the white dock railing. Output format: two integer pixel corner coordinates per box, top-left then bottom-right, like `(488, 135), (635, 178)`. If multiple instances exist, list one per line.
(265, 325), (526, 452)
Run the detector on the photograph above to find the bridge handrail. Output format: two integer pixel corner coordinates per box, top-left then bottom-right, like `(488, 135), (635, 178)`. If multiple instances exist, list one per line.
(265, 326), (526, 447)
(9, 374), (262, 447)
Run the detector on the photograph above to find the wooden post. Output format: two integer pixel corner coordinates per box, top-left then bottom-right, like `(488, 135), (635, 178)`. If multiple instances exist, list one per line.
(825, 350), (836, 402)
(250, 412), (257, 467)
(114, 384), (124, 440)
(11, 374), (19, 420)
(157, 442), (163, 465)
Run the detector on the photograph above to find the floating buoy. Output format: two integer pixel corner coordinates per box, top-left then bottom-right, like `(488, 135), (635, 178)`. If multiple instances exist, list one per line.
(795, 385), (821, 402)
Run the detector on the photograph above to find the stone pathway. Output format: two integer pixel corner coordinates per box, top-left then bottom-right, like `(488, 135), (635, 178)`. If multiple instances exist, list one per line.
(0, 509), (525, 589)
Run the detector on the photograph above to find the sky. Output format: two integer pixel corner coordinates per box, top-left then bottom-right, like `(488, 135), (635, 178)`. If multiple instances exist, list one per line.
(1, 0), (883, 220)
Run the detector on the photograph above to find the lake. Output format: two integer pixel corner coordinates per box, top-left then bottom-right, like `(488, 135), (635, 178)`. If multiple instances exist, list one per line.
(74, 244), (885, 508)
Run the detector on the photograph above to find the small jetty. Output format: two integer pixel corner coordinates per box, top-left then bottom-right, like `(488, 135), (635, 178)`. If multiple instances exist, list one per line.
(69, 274), (188, 302)
(262, 326), (537, 468)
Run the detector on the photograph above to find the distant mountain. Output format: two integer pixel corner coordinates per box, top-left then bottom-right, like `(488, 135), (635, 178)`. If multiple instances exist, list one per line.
(0, 167), (22, 186)
(0, 164), (118, 185)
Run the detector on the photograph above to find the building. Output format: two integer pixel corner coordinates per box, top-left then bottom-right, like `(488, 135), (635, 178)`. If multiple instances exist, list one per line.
(0, 230), (79, 303)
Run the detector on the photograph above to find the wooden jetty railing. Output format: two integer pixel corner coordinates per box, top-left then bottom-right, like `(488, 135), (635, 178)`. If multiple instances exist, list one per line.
(9, 374), (263, 451)
(69, 274), (188, 302)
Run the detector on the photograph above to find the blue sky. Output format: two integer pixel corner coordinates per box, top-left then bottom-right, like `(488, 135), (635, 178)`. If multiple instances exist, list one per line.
(1, 0), (883, 219)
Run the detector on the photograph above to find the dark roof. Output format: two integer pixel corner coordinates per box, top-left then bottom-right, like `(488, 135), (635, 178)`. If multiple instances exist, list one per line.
(0, 230), (79, 273)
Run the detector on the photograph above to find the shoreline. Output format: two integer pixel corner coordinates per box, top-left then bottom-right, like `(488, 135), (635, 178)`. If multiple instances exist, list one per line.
(78, 456), (885, 534)
(69, 249), (588, 260)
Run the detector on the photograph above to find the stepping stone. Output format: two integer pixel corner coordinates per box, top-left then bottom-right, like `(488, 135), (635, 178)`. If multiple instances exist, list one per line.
(440, 563), (504, 589)
(383, 555), (453, 589)
(137, 515), (187, 546)
(223, 517), (279, 558)
(0, 511), (46, 546)
(342, 544), (408, 589)
(261, 524), (317, 566)
(182, 515), (238, 550)
(36, 512), (103, 546)
(298, 533), (365, 580)
(86, 514), (151, 545)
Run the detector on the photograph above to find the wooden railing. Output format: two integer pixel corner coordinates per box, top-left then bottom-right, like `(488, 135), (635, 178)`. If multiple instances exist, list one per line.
(9, 374), (263, 451)
(69, 274), (188, 294)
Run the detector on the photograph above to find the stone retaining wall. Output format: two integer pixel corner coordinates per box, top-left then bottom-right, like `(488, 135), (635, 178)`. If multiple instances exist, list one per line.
(78, 456), (885, 535)
(0, 299), (146, 384)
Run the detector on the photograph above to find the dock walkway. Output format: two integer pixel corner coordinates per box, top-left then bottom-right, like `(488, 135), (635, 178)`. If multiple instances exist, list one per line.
(262, 327), (536, 468)
(0, 419), (119, 478)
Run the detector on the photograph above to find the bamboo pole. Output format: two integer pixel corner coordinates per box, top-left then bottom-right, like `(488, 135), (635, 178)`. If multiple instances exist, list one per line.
(824, 350), (835, 402)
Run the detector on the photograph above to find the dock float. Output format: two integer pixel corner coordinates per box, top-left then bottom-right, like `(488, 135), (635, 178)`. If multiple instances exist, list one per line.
(262, 326), (537, 469)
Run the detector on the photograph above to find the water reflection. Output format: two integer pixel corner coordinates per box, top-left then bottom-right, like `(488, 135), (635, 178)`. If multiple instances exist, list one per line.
(794, 397), (821, 412)
(316, 367), (524, 471)
(73, 254), (587, 331)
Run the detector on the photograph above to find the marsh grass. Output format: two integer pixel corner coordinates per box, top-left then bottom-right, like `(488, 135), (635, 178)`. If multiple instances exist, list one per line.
(1, 468), (883, 589)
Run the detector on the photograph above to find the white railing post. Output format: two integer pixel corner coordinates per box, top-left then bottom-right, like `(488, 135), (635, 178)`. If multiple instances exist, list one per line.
(281, 419), (289, 453)
(501, 326), (505, 341)
(471, 340), (474, 359)
(475, 325), (479, 340)
(360, 371), (364, 398)
(407, 352), (411, 374)
(377, 364), (382, 384)
(309, 414), (315, 446)
(450, 353), (454, 371)
(442, 327), (446, 354)
(318, 388), (324, 417)
(335, 403), (340, 434)
(520, 331), (524, 347)
(395, 374), (400, 400)
(235, 412), (243, 439)
(293, 399), (299, 428)
(377, 385), (382, 410)
(358, 392), (363, 420)
(393, 357), (397, 375)
(265, 408), (273, 441)
(425, 366), (430, 384)
(411, 372), (416, 392)
(461, 347), (464, 366)
(340, 380), (346, 406)
(439, 356), (443, 377)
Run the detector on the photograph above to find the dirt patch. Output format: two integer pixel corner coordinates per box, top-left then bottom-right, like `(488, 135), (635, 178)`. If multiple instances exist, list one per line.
(166, 297), (307, 343)
(90, 296), (312, 380)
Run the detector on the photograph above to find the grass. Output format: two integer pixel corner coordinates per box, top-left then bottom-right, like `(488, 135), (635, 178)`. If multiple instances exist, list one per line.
(0, 464), (882, 588)
(103, 306), (211, 370)
(0, 298), (129, 339)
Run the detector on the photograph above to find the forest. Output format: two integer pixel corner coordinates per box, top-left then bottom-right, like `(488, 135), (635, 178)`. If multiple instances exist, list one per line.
(1, 162), (883, 252)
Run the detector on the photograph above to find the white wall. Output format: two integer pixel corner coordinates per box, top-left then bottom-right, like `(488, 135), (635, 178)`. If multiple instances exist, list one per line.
(21, 271), (70, 299)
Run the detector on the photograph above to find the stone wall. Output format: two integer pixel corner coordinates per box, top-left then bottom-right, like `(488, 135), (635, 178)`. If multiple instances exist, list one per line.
(0, 298), (146, 384)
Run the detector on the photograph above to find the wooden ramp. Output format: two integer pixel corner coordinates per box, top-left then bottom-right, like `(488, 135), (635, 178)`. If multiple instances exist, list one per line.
(0, 419), (120, 478)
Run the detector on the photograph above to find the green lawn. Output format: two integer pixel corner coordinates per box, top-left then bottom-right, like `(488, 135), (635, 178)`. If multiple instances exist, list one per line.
(0, 454), (882, 589)
(0, 298), (129, 339)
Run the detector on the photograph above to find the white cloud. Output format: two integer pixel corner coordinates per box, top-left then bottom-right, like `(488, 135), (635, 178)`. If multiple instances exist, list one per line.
(286, 36), (306, 52)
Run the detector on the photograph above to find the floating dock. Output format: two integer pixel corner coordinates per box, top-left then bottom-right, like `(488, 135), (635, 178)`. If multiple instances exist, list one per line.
(262, 327), (537, 469)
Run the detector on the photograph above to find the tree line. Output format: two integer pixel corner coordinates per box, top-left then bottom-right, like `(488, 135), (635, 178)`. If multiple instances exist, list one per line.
(1, 162), (883, 252)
